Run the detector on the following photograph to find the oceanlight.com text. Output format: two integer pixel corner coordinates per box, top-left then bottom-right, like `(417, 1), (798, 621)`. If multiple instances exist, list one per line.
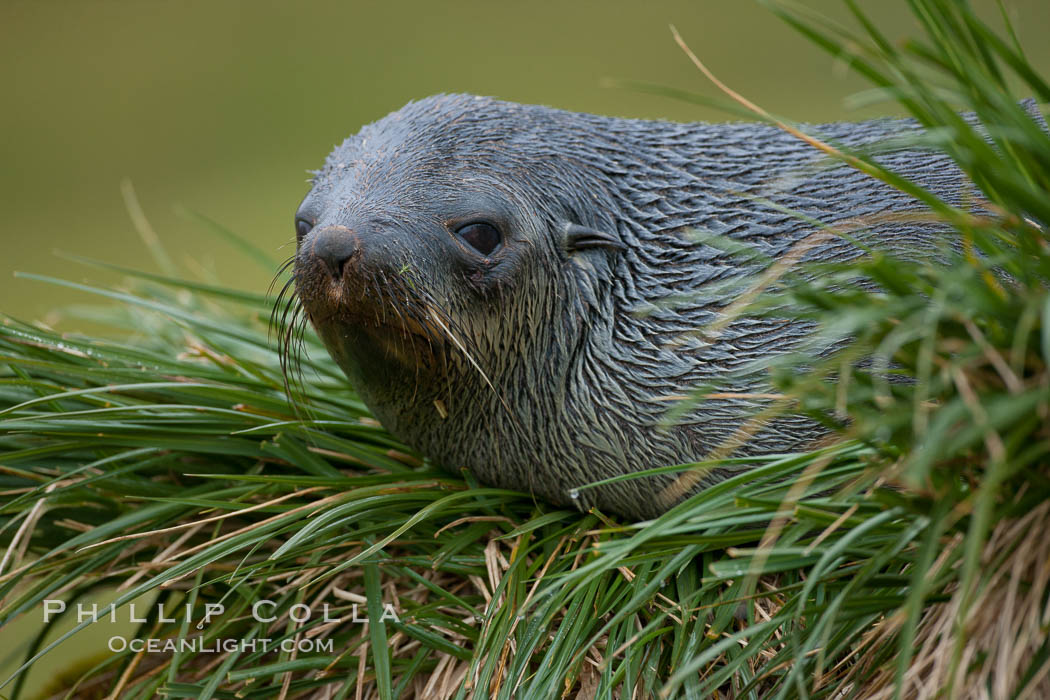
(107, 636), (335, 654)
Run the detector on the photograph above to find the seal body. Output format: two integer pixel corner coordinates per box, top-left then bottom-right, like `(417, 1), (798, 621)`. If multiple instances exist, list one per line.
(291, 94), (970, 519)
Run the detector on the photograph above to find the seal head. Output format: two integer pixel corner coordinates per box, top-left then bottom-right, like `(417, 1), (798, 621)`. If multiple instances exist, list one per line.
(289, 94), (962, 519)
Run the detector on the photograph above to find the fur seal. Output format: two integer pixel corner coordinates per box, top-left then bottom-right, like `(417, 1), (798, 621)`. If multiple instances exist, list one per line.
(285, 94), (973, 520)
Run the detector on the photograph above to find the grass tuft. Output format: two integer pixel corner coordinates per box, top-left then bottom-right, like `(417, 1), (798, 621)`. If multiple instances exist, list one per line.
(2, 0), (1049, 697)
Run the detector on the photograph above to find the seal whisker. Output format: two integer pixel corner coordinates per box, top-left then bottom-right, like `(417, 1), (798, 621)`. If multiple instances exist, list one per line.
(271, 262), (315, 422)
(272, 278), (298, 368)
(268, 259), (298, 339)
(281, 306), (309, 410)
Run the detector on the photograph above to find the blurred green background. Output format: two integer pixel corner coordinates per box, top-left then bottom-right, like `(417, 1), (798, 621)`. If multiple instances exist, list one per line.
(2, 1), (1049, 325)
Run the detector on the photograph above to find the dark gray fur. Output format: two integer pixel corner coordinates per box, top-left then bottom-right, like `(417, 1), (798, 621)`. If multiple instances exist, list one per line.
(291, 94), (971, 520)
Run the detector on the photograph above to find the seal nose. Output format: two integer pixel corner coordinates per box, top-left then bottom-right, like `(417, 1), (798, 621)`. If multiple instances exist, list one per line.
(308, 226), (361, 279)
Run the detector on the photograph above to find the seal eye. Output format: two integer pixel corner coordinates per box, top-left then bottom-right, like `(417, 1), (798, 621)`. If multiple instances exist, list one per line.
(295, 218), (313, 242)
(456, 222), (501, 256)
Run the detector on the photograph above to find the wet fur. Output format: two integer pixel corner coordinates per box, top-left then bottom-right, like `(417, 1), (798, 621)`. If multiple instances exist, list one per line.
(280, 94), (976, 520)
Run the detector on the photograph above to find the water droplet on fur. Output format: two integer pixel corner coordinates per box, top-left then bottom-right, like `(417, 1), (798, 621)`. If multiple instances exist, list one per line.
(569, 488), (580, 500)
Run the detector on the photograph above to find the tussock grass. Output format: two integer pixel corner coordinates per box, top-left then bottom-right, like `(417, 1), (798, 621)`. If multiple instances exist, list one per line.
(2, 0), (1049, 698)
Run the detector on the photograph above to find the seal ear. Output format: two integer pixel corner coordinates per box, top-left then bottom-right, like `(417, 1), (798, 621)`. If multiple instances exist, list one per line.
(563, 223), (626, 253)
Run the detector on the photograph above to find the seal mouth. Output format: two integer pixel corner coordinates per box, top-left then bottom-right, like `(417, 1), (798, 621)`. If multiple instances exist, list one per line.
(271, 247), (467, 398)
(293, 251), (444, 342)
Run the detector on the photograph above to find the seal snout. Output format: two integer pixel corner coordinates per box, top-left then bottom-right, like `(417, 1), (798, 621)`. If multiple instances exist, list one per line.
(307, 225), (362, 280)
